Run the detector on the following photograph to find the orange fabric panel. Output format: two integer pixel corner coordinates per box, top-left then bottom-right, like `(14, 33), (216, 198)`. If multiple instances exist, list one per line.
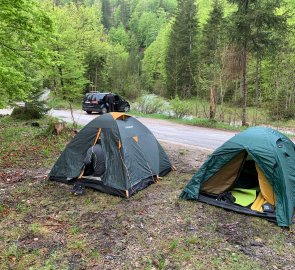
(133, 136), (138, 142)
(110, 112), (131, 120)
(255, 164), (275, 205)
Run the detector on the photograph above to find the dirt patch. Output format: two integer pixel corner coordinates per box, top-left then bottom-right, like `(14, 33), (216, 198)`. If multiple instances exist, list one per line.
(0, 168), (48, 186)
(160, 141), (212, 173)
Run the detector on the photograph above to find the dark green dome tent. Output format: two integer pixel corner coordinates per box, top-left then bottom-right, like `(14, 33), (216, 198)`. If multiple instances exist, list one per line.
(181, 127), (295, 227)
(49, 113), (172, 197)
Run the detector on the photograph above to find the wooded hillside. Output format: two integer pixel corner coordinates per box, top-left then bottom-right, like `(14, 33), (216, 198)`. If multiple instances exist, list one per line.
(1, 0), (294, 124)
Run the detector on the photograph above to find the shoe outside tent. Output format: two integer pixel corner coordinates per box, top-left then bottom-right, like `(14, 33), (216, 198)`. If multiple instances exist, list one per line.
(181, 127), (295, 227)
(49, 113), (172, 197)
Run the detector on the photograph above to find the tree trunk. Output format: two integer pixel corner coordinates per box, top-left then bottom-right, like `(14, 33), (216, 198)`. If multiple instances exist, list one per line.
(95, 67), (98, 91)
(69, 102), (77, 128)
(241, 42), (247, 126)
(255, 57), (261, 106)
(209, 85), (215, 120)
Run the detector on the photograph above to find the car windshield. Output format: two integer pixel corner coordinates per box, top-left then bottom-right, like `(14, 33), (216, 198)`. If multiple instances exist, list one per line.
(84, 93), (105, 101)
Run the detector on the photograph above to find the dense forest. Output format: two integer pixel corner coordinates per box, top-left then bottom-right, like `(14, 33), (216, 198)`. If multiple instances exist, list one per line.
(1, 0), (295, 125)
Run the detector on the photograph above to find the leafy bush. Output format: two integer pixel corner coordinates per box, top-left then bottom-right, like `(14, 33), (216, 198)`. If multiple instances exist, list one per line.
(170, 95), (191, 118)
(11, 104), (46, 120)
(11, 91), (50, 120)
(134, 94), (169, 114)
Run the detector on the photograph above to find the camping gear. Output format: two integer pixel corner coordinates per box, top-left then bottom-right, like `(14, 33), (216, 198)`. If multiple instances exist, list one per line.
(49, 113), (172, 197)
(231, 188), (257, 207)
(181, 127), (295, 227)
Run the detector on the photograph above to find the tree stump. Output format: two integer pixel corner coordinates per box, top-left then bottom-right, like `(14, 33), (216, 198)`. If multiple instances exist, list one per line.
(53, 122), (66, 135)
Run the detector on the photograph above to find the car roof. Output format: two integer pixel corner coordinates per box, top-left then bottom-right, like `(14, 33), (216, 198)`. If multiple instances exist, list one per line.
(86, 92), (116, 95)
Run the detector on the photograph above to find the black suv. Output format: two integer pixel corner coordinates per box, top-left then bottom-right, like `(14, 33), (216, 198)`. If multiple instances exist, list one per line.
(82, 92), (130, 114)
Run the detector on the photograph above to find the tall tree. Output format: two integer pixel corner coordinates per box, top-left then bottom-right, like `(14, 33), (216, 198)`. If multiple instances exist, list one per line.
(102, 0), (112, 30)
(228, 0), (288, 125)
(200, 0), (226, 119)
(142, 24), (171, 94)
(165, 0), (199, 98)
(0, 0), (52, 107)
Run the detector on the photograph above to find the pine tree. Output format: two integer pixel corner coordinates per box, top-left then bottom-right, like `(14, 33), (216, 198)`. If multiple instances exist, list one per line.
(228, 0), (288, 126)
(200, 0), (226, 119)
(165, 0), (199, 98)
(102, 0), (112, 30)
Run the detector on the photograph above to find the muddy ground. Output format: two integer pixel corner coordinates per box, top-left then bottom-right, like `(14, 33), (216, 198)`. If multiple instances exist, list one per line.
(0, 142), (294, 270)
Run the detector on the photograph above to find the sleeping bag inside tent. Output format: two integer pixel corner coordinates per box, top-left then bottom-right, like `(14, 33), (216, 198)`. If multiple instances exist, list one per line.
(49, 113), (172, 197)
(181, 127), (295, 227)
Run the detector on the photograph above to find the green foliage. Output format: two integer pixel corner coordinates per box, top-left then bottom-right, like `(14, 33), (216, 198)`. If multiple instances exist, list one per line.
(11, 106), (45, 121)
(46, 3), (92, 101)
(11, 91), (50, 120)
(169, 95), (191, 118)
(135, 94), (169, 114)
(0, 0), (53, 108)
(268, 91), (295, 121)
(109, 23), (130, 50)
(142, 24), (171, 94)
(226, 0), (289, 125)
(1, 0), (295, 127)
(131, 10), (168, 47)
(166, 0), (199, 98)
(47, 94), (81, 110)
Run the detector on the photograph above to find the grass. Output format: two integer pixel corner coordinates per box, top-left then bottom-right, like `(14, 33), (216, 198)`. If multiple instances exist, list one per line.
(131, 96), (295, 133)
(0, 115), (73, 169)
(130, 110), (247, 132)
(0, 116), (294, 269)
(130, 110), (295, 137)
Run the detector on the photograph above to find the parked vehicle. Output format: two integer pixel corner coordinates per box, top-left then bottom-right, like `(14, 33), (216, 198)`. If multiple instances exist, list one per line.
(82, 92), (130, 114)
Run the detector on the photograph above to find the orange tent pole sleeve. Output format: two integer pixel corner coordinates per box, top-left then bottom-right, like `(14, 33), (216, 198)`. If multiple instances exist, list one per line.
(93, 128), (102, 145)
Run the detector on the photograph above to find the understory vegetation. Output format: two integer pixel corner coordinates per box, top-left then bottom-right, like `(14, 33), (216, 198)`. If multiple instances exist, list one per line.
(0, 116), (294, 269)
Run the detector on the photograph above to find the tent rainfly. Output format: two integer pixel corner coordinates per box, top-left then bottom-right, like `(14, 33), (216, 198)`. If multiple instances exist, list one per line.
(49, 113), (172, 197)
(181, 127), (295, 227)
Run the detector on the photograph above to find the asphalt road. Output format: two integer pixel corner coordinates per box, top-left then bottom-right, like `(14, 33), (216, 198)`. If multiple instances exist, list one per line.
(49, 109), (237, 150)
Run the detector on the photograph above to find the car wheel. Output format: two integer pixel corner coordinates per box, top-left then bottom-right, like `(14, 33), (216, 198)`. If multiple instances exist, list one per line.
(124, 106), (130, 112)
(86, 111), (92, 114)
(101, 107), (108, 114)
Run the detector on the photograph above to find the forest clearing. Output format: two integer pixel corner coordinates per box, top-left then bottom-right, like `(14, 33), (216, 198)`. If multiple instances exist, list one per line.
(1, 0), (295, 269)
(0, 116), (294, 269)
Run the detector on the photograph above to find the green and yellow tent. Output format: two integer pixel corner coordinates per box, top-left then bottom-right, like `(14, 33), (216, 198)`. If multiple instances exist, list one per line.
(181, 127), (295, 227)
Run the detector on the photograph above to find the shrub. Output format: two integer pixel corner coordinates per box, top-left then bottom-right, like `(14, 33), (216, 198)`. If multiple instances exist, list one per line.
(268, 93), (295, 121)
(134, 94), (169, 114)
(269, 106), (295, 121)
(170, 95), (191, 118)
(11, 91), (50, 120)
(11, 105), (45, 120)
